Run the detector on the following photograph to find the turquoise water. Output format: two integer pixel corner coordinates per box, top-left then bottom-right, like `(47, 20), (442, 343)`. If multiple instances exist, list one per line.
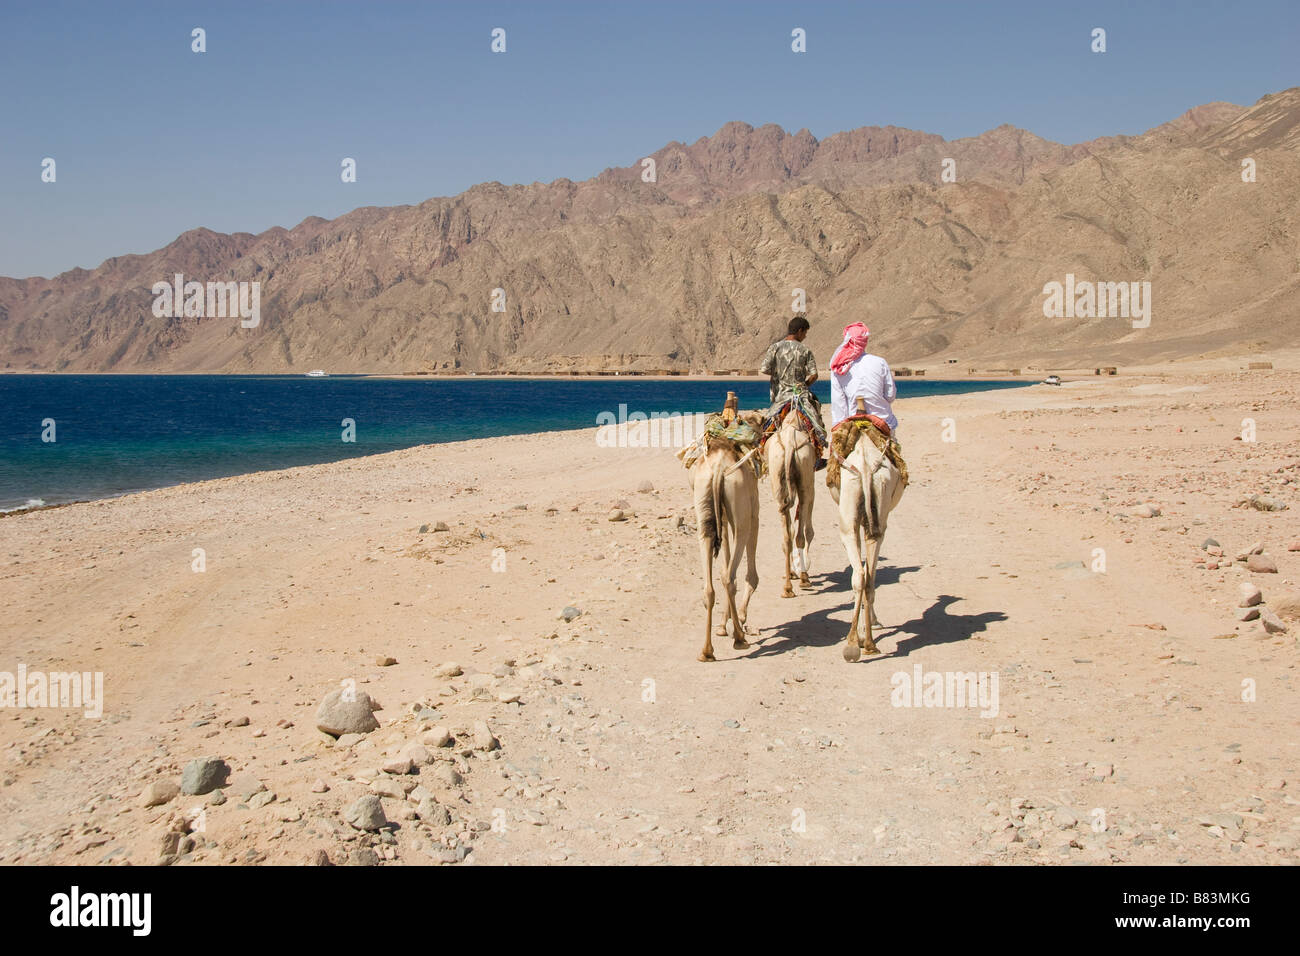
(0, 375), (1028, 510)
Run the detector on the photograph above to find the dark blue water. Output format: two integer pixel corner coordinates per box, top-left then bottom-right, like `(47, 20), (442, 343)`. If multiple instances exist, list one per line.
(0, 375), (1028, 510)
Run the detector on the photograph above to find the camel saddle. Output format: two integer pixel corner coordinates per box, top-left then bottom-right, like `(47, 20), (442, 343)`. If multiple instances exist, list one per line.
(826, 415), (909, 491)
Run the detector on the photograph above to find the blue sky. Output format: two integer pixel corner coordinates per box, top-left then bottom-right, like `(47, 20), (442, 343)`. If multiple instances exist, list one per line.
(1, 0), (1295, 279)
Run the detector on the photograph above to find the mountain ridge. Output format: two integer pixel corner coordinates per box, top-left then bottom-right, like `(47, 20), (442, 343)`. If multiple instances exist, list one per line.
(2, 89), (1297, 374)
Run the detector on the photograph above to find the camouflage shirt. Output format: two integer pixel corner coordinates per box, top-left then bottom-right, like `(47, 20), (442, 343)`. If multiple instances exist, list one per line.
(760, 338), (817, 405)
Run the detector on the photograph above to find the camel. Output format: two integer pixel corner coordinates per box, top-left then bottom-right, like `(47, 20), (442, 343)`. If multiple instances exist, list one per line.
(835, 399), (906, 662)
(764, 406), (817, 598)
(689, 406), (761, 662)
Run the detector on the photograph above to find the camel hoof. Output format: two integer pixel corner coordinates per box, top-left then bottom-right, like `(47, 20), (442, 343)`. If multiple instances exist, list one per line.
(861, 640), (881, 656)
(733, 639), (750, 650)
(799, 573), (811, 588)
(869, 613), (882, 627)
(699, 652), (715, 662)
(781, 586), (795, 598)
(842, 641), (861, 663)
(714, 624), (728, 636)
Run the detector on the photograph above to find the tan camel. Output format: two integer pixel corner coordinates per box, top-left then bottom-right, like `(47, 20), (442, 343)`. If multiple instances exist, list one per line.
(764, 409), (817, 598)
(835, 400), (906, 661)
(689, 409), (761, 662)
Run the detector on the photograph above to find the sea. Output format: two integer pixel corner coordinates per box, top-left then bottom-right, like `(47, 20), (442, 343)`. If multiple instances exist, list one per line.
(0, 374), (1029, 511)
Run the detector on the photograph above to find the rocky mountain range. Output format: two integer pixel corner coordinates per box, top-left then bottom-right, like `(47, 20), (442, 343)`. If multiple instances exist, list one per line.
(2, 88), (1297, 374)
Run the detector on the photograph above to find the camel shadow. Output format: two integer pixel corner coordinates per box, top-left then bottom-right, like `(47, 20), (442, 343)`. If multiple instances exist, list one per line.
(869, 594), (1008, 661)
(750, 592), (1006, 662)
(800, 562), (921, 594)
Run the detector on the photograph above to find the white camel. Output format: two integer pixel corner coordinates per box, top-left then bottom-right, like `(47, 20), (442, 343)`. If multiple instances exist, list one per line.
(764, 409), (817, 598)
(834, 403), (906, 661)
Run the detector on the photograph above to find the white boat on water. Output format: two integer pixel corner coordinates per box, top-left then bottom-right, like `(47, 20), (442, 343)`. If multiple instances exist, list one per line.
(306, 369), (328, 377)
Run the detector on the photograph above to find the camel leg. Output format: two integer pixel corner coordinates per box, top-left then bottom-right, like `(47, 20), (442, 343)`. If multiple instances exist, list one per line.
(722, 533), (745, 650)
(780, 504), (795, 598)
(698, 535), (716, 662)
(860, 533), (881, 655)
(838, 483), (864, 663)
(714, 526), (732, 636)
(735, 487), (760, 641)
(868, 534), (883, 628)
(796, 452), (815, 588)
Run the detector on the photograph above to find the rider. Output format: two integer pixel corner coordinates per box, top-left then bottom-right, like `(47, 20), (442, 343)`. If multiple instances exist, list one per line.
(829, 322), (897, 433)
(759, 315), (828, 463)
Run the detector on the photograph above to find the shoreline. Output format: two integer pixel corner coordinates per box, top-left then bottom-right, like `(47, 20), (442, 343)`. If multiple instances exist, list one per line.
(0, 376), (1039, 515)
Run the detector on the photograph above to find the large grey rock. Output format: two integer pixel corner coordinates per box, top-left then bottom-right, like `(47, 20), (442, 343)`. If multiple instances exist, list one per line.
(345, 795), (388, 831)
(315, 688), (380, 737)
(180, 758), (229, 795)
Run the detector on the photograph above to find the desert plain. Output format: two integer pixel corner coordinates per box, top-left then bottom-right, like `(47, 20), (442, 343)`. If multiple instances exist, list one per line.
(0, 356), (1297, 866)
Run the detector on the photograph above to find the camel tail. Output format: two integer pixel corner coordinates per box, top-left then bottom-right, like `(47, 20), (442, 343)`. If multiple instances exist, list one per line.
(864, 470), (881, 541)
(777, 443), (794, 513)
(709, 462), (727, 556)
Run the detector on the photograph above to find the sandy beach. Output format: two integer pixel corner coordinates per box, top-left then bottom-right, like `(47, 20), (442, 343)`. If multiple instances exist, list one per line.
(1, 362), (1297, 866)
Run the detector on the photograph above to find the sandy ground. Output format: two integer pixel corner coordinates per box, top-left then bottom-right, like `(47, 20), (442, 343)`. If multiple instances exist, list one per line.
(1, 367), (1297, 866)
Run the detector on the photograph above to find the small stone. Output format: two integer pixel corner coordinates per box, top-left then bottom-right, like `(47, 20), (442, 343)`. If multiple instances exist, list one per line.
(311, 778), (330, 793)
(315, 688), (381, 737)
(607, 509), (626, 522)
(208, 789), (227, 806)
(434, 662), (463, 678)
(311, 849), (332, 866)
(1201, 537), (1221, 550)
(471, 720), (499, 752)
(1288, 541), (1300, 552)
(1246, 554), (1278, 574)
(344, 795), (388, 831)
(1088, 763), (1114, 780)
(1130, 504), (1160, 518)
(426, 764), (463, 789)
(229, 716), (250, 727)
(416, 799), (451, 826)
(139, 779), (179, 808)
(418, 524), (429, 534)
(1238, 583), (1264, 607)
(335, 733), (365, 749)
(1259, 609), (1288, 634)
(371, 777), (406, 800)
(375, 656), (397, 667)
(159, 831), (181, 858)
(349, 847), (381, 866)
(559, 606), (582, 622)
(433, 521), (450, 532)
(180, 758), (230, 796)
(637, 481), (654, 493)
(383, 757), (416, 775)
(422, 727), (453, 748)
(248, 790), (277, 809)
(1054, 809), (1078, 829)
(1236, 607), (1260, 622)
(407, 744), (434, 766)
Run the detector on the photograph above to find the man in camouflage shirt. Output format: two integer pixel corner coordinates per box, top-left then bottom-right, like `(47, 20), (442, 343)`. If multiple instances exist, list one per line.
(759, 315), (828, 459)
